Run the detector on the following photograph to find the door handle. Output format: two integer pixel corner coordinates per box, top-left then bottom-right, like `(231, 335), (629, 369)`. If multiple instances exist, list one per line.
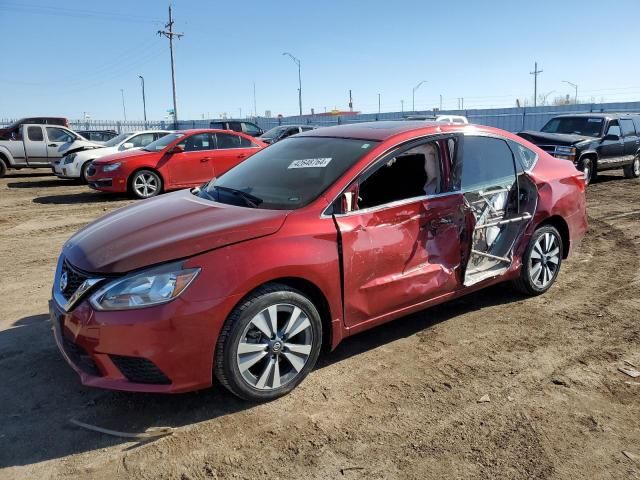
(200, 157), (211, 162)
(48, 143), (58, 147)
(237, 153), (247, 159)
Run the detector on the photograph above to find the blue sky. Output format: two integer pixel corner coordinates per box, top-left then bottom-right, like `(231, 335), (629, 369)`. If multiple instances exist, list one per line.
(2, 0), (640, 120)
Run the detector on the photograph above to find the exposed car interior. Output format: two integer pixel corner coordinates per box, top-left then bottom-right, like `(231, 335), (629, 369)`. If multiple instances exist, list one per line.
(357, 141), (443, 209)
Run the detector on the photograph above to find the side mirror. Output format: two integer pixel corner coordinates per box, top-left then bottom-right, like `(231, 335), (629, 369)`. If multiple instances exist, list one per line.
(604, 133), (620, 141)
(122, 142), (134, 150)
(170, 144), (185, 154)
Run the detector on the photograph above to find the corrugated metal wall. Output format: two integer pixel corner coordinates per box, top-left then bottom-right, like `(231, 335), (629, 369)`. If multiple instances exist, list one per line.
(4, 101), (640, 133)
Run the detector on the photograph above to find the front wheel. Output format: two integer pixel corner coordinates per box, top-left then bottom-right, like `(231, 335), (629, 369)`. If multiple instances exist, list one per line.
(0, 158), (6, 178)
(80, 161), (92, 184)
(579, 157), (595, 185)
(130, 169), (162, 199)
(215, 284), (323, 401)
(623, 156), (640, 179)
(513, 225), (563, 296)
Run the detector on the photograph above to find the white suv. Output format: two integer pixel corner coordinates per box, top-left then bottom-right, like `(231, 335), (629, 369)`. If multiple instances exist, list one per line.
(53, 130), (172, 182)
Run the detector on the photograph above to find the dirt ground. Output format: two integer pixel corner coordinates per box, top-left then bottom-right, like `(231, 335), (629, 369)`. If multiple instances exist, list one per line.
(0, 169), (639, 480)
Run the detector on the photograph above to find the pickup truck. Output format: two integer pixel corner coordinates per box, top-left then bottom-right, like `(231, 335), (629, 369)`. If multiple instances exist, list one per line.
(0, 124), (98, 177)
(519, 113), (640, 185)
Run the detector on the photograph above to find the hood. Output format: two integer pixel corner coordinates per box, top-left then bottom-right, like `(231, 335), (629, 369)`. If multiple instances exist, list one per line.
(93, 148), (153, 164)
(63, 189), (289, 273)
(518, 130), (590, 146)
(62, 140), (104, 155)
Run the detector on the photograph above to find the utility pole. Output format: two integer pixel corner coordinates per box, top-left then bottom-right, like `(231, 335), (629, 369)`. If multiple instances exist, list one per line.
(158, 5), (183, 127)
(530, 61), (543, 107)
(439, 94), (442, 111)
(239, 108), (242, 119)
(378, 93), (381, 114)
(120, 89), (127, 121)
(412, 80), (427, 113)
(349, 89), (353, 112)
(562, 80), (578, 104)
(253, 81), (257, 117)
(282, 52), (302, 116)
(400, 99), (404, 113)
(138, 75), (147, 126)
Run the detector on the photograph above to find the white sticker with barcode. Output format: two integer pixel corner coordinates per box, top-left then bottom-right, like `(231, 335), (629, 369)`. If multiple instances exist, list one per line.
(288, 158), (332, 169)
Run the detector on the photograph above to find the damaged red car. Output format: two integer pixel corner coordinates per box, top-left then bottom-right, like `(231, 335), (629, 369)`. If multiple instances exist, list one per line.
(50, 121), (587, 401)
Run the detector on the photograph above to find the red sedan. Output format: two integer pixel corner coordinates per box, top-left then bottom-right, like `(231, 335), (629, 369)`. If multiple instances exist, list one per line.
(86, 129), (266, 199)
(51, 122), (587, 400)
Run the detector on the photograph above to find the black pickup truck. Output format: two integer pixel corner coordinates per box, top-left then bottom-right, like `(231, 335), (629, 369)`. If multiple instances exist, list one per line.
(519, 113), (640, 185)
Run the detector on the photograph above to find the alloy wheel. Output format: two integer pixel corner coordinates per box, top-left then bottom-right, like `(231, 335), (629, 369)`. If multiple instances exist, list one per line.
(582, 159), (592, 184)
(529, 232), (560, 289)
(133, 172), (159, 198)
(236, 303), (313, 391)
(634, 157), (640, 176)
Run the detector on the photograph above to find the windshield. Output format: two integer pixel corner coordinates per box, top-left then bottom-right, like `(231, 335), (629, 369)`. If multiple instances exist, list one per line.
(143, 133), (183, 151)
(541, 117), (604, 137)
(199, 137), (378, 210)
(103, 132), (131, 147)
(261, 126), (289, 139)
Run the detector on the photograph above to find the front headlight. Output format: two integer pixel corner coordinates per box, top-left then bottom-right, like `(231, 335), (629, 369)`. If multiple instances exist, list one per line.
(102, 162), (121, 172)
(90, 263), (200, 311)
(555, 146), (576, 155)
(63, 153), (77, 164)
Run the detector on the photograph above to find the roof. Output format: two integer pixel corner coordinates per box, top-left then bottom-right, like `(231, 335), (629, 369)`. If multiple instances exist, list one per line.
(554, 112), (640, 119)
(298, 120), (473, 141)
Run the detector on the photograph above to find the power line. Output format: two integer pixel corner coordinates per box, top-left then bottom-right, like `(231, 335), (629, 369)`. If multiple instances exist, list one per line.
(0, 1), (163, 24)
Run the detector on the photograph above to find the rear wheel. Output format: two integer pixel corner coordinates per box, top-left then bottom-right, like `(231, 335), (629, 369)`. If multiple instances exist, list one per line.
(130, 169), (162, 199)
(215, 283), (323, 401)
(579, 156), (595, 185)
(623, 155), (640, 179)
(513, 225), (563, 296)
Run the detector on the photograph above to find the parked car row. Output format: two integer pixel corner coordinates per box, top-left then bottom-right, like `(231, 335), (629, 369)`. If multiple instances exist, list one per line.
(50, 120), (589, 401)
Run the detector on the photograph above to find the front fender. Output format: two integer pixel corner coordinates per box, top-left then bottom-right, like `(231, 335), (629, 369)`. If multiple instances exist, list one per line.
(0, 145), (16, 165)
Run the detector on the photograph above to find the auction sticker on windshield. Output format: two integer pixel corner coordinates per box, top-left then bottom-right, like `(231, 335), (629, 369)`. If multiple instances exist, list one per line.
(288, 158), (332, 169)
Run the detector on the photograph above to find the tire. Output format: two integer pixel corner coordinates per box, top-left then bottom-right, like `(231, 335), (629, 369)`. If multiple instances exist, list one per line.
(0, 158), (6, 178)
(129, 169), (162, 199)
(579, 156), (595, 185)
(623, 155), (640, 179)
(512, 225), (563, 296)
(215, 283), (323, 402)
(80, 161), (92, 184)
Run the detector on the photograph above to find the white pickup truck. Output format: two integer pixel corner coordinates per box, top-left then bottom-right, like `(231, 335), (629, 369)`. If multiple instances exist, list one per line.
(0, 124), (99, 177)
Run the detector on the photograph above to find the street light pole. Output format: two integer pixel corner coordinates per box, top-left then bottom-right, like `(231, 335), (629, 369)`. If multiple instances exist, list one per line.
(378, 93), (381, 114)
(562, 80), (578, 104)
(138, 75), (147, 126)
(120, 89), (127, 122)
(412, 80), (427, 112)
(283, 52), (302, 116)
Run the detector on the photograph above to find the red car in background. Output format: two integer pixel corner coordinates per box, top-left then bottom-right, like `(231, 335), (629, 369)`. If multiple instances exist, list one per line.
(86, 129), (266, 198)
(51, 122), (587, 401)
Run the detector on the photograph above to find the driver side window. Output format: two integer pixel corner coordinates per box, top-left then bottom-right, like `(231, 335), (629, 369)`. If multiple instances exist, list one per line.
(356, 140), (443, 210)
(606, 121), (621, 137)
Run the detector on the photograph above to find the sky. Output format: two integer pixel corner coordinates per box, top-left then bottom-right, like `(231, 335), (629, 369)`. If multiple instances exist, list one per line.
(2, 0), (640, 121)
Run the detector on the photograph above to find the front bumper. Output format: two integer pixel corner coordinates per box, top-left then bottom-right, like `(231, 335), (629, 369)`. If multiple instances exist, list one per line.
(49, 289), (227, 393)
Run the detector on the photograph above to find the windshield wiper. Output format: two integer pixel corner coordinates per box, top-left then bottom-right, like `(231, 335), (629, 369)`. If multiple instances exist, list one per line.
(212, 186), (263, 208)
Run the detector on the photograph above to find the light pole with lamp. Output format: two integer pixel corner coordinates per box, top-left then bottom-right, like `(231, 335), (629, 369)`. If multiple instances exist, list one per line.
(412, 80), (427, 112)
(562, 80), (578, 104)
(282, 52), (302, 116)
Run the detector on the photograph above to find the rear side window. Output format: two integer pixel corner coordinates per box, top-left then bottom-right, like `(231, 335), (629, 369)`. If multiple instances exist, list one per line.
(458, 136), (516, 191)
(27, 126), (43, 141)
(620, 119), (636, 137)
(633, 117), (640, 134)
(239, 136), (255, 147)
(507, 140), (538, 171)
(227, 122), (242, 132)
(216, 133), (241, 149)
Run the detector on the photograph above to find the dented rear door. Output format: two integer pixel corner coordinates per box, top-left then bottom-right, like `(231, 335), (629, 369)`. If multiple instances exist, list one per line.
(335, 193), (466, 328)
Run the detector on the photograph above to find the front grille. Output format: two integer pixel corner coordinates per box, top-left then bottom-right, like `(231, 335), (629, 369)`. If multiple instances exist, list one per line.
(537, 144), (558, 153)
(61, 336), (101, 376)
(61, 260), (89, 300)
(110, 355), (172, 385)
